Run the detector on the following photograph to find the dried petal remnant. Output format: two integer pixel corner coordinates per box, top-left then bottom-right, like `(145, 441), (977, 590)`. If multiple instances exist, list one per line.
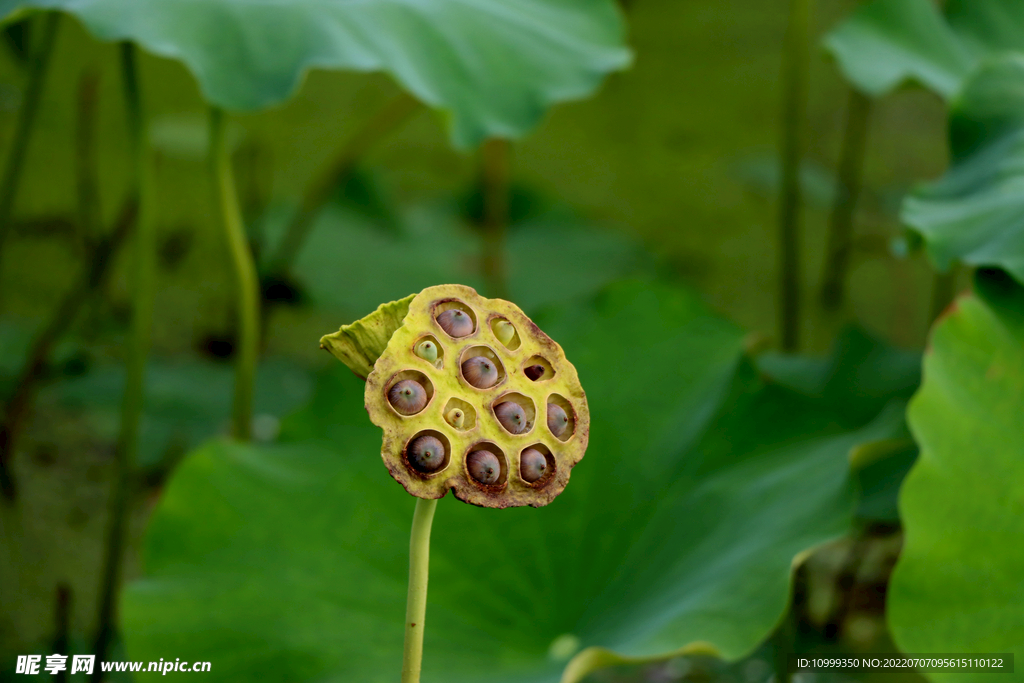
(436, 309), (474, 337)
(408, 435), (446, 473)
(388, 379), (427, 415)
(547, 402), (569, 437)
(467, 450), (501, 484)
(494, 401), (527, 434)
(462, 356), (499, 389)
(520, 448), (548, 483)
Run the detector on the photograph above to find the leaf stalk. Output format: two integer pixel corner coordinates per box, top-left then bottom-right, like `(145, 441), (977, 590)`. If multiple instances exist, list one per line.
(267, 93), (420, 276)
(91, 42), (155, 678)
(821, 88), (872, 310)
(210, 108), (260, 440)
(777, 0), (814, 351)
(0, 11), (60, 301)
(402, 497), (438, 683)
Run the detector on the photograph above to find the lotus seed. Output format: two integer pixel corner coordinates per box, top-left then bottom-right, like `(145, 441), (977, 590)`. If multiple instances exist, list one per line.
(547, 403), (570, 437)
(524, 364), (546, 381)
(520, 448), (548, 483)
(408, 435), (446, 473)
(494, 320), (516, 346)
(436, 309), (473, 337)
(445, 408), (465, 430)
(467, 450), (501, 485)
(415, 340), (438, 363)
(388, 379), (428, 415)
(462, 356), (499, 389)
(494, 401), (527, 434)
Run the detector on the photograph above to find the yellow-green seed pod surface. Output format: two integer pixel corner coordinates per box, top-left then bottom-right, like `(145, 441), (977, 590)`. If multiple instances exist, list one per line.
(324, 284), (589, 508)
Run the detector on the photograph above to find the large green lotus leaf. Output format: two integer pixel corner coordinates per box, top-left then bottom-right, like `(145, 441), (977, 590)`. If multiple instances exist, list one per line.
(40, 357), (313, 468)
(504, 215), (653, 314)
(757, 326), (920, 427)
(0, 0), (630, 147)
(756, 326), (921, 525)
(258, 202), (651, 318)
(256, 202), (481, 316)
(902, 56), (1024, 283)
(121, 281), (903, 682)
(824, 0), (1024, 99)
(890, 271), (1024, 676)
(850, 436), (917, 525)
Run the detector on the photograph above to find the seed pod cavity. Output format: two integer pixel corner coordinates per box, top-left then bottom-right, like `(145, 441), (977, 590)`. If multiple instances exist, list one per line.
(492, 392), (535, 435)
(460, 346), (505, 389)
(490, 318), (520, 350)
(523, 356), (554, 381)
(520, 446), (554, 484)
(442, 397), (476, 431)
(446, 409), (465, 429)
(406, 431), (450, 475)
(414, 336), (443, 368)
(387, 372), (433, 415)
(547, 395), (575, 440)
(494, 402), (526, 434)
(466, 445), (506, 486)
(435, 304), (476, 338)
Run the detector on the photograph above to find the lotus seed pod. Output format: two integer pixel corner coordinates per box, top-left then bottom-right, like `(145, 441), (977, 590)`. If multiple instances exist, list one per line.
(388, 379), (428, 415)
(520, 448), (548, 483)
(415, 340), (438, 364)
(467, 450), (501, 485)
(547, 403), (569, 437)
(524, 365), (545, 381)
(494, 320), (516, 346)
(322, 284), (589, 508)
(408, 435), (446, 473)
(436, 309), (474, 337)
(462, 356), (498, 389)
(445, 408), (465, 430)
(494, 401), (527, 434)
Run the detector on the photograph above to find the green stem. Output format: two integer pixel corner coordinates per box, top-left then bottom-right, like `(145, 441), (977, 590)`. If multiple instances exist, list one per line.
(820, 88), (872, 310)
(91, 42), (154, 679)
(402, 497), (438, 683)
(479, 138), (510, 300)
(267, 93), (420, 276)
(210, 108), (259, 441)
(0, 11), (60, 298)
(777, 0), (813, 351)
